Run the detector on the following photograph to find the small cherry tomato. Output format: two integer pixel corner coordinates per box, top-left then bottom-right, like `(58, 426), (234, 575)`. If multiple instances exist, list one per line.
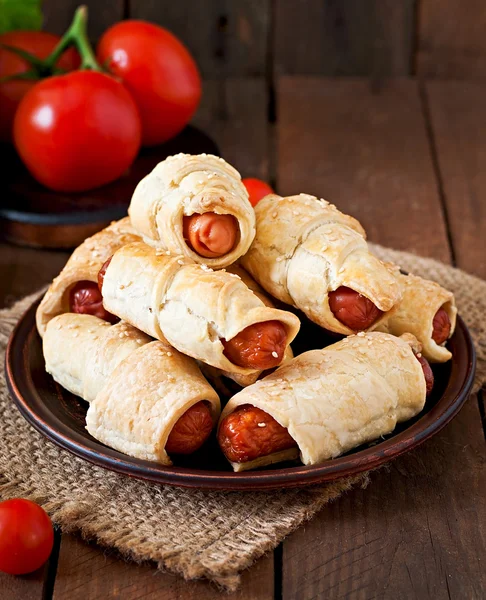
(98, 21), (202, 146)
(0, 31), (79, 142)
(14, 70), (141, 192)
(0, 498), (54, 575)
(242, 178), (274, 207)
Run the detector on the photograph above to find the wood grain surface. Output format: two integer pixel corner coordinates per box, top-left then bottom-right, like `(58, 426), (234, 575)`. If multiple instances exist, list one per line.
(42, 0), (124, 40)
(425, 81), (486, 278)
(53, 536), (273, 600)
(274, 0), (414, 76)
(416, 0), (486, 77)
(129, 0), (271, 78)
(277, 77), (450, 261)
(277, 76), (486, 600)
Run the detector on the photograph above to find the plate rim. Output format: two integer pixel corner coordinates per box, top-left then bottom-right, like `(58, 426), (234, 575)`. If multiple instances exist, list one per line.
(5, 297), (477, 491)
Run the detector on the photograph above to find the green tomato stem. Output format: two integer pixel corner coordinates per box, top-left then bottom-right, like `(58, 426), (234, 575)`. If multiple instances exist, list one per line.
(43, 5), (104, 73)
(0, 44), (47, 69)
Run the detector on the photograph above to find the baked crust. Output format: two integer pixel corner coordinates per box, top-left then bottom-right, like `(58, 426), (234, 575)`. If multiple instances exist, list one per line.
(128, 153), (256, 268)
(199, 265), (295, 387)
(102, 242), (301, 376)
(241, 194), (402, 334)
(219, 332), (426, 470)
(36, 218), (140, 337)
(376, 272), (457, 362)
(43, 313), (220, 465)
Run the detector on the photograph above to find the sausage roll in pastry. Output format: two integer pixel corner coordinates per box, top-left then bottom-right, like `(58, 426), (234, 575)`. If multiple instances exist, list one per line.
(218, 332), (432, 472)
(36, 218), (140, 336)
(128, 153), (255, 268)
(376, 272), (457, 362)
(99, 241), (300, 378)
(43, 313), (220, 464)
(199, 265), (295, 388)
(241, 194), (402, 334)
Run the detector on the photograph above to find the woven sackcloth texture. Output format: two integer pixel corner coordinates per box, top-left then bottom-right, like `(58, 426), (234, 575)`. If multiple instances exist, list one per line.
(1, 244), (485, 590)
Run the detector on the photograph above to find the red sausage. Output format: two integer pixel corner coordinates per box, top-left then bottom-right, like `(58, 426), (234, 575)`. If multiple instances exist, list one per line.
(328, 286), (383, 331)
(97, 256), (113, 292)
(218, 404), (297, 463)
(165, 401), (214, 455)
(432, 308), (451, 345)
(222, 321), (287, 370)
(415, 354), (434, 396)
(69, 281), (118, 324)
(183, 213), (238, 258)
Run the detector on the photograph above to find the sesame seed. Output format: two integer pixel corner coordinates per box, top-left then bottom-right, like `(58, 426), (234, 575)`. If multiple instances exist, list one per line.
(272, 351), (278, 358)
(167, 351), (172, 357)
(257, 423), (266, 428)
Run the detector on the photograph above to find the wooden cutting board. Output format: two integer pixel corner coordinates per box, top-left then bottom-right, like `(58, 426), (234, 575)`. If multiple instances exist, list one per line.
(0, 126), (219, 249)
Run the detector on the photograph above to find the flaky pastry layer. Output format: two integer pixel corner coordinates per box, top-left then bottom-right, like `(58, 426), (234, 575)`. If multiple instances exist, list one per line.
(128, 153), (255, 268)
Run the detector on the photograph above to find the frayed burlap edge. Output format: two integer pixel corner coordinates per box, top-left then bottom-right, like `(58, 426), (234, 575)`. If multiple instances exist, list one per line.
(1, 246), (485, 590)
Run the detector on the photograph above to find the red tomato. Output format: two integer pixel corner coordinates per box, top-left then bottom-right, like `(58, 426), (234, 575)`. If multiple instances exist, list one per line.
(14, 70), (141, 192)
(242, 178), (275, 207)
(0, 31), (79, 142)
(97, 20), (202, 146)
(0, 498), (54, 575)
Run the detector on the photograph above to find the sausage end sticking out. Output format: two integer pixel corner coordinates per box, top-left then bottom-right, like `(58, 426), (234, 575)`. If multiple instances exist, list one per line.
(222, 321), (288, 370)
(165, 401), (214, 455)
(432, 307), (451, 345)
(69, 281), (118, 324)
(183, 213), (239, 258)
(218, 404), (297, 463)
(328, 286), (383, 331)
(98, 256), (113, 293)
(415, 354), (434, 396)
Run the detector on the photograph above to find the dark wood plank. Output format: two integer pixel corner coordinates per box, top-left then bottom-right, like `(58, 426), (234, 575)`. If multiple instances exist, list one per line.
(274, 0), (414, 76)
(0, 243), (69, 309)
(426, 81), (486, 279)
(0, 568), (47, 600)
(278, 76), (486, 600)
(193, 77), (269, 179)
(129, 1), (270, 78)
(53, 534), (273, 599)
(277, 77), (450, 261)
(417, 0), (486, 77)
(51, 75), (273, 598)
(43, 0), (124, 40)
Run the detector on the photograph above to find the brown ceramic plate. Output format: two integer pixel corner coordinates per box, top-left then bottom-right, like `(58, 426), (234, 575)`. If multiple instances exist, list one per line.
(6, 298), (476, 491)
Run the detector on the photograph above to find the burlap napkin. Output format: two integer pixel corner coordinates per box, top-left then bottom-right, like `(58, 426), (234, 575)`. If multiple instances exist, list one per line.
(1, 244), (485, 591)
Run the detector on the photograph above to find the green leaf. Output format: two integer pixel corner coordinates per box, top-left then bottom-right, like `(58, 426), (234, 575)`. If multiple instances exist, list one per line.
(0, 0), (43, 35)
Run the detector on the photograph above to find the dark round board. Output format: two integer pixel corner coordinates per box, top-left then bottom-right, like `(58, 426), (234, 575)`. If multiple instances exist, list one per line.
(0, 126), (219, 249)
(5, 297), (476, 491)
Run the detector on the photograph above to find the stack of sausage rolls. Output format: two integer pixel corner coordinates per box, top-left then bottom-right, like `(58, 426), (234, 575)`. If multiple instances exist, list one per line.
(37, 153), (456, 472)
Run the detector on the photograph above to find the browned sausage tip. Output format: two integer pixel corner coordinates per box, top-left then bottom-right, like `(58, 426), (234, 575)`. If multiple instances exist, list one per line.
(328, 286), (383, 331)
(183, 213), (238, 258)
(218, 404), (297, 463)
(222, 321), (287, 370)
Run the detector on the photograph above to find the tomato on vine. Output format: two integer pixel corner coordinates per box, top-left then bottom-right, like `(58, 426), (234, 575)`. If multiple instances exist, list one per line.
(13, 7), (141, 192)
(0, 31), (79, 142)
(97, 20), (202, 146)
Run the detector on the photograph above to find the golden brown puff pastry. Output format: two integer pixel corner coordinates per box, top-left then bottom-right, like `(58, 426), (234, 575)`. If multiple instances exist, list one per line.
(241, 194), (402, 334)
(43, 314), (220, 464)
(128, 153), (255, 268)
(376, 272), (457, 362)
(101, 241), (301, 376)
(199, 265), (295, 388)
(36, 218), (140, 337)
(219, 332), (427, 472)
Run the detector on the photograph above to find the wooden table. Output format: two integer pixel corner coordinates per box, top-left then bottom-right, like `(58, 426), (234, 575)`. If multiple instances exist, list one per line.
(1, 77), (485, 600)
